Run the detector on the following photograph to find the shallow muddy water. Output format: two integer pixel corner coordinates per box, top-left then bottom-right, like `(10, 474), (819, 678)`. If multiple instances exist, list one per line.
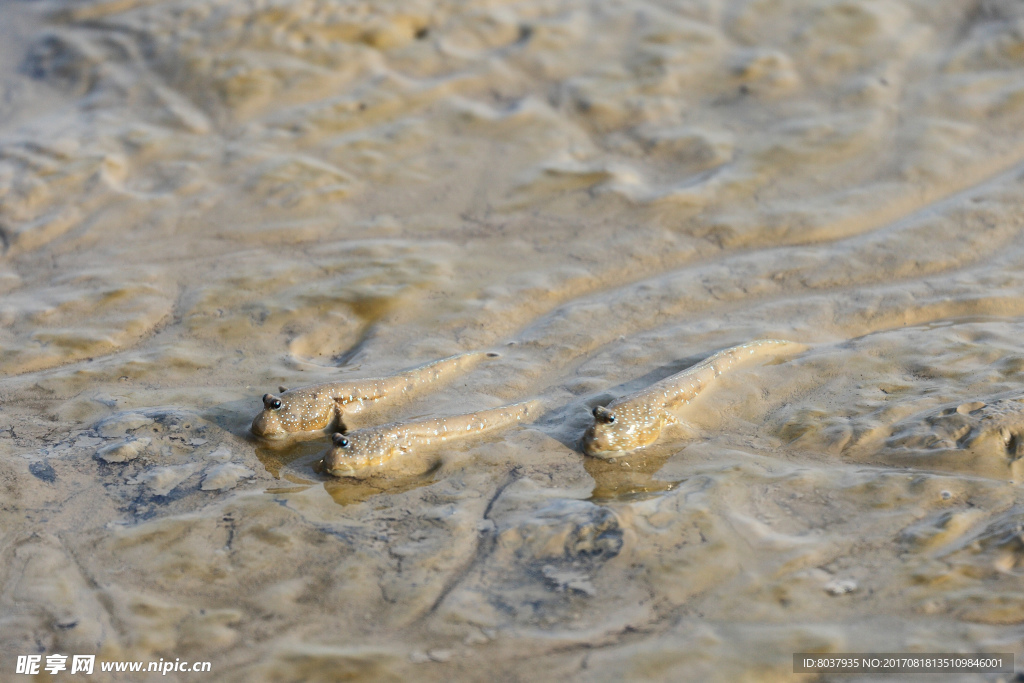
(3, 0), (1024, 680)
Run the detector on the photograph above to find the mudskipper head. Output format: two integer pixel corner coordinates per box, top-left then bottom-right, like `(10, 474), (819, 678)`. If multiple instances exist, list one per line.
(250, 388), (335, 440)
(582, 404), (666, 457)
(320, 430), (399, 477)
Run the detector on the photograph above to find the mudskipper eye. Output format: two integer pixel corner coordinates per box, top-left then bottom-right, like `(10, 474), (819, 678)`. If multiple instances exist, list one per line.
(332, 433), (349, 448)
(263, 394), (283, 410)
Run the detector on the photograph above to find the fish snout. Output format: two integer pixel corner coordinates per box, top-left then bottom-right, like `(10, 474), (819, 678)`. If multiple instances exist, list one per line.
(250, 411), (282, 439)
(582, 425), (614, 457)
(320, 443), (352, 477)
(319, 440), (348, 473)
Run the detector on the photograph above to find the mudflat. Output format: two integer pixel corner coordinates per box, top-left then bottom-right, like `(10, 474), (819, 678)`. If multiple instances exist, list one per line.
(3, 1), (1024, 680)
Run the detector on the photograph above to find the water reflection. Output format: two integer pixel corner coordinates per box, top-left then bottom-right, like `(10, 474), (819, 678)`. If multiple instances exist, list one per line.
(584, 443), (683, 502)
(256, 436), (440, 506)
(254, 438), (324, 479)
(321, 461), (441, 506)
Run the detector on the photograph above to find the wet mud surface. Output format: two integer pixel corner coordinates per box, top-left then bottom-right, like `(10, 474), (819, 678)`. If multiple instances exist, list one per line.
(4, 0), (1024, 680)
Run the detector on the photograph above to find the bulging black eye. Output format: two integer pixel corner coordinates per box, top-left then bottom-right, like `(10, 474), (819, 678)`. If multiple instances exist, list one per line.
(607, 414), (615, 423)
(271, 399), (282, 409)
(332, 433), (349, 448)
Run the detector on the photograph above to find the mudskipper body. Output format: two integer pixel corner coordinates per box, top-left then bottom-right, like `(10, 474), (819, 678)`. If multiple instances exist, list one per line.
(251, 351), (498, 441)
(583, 340), (801, 457)
(321, 400), (540, 478)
